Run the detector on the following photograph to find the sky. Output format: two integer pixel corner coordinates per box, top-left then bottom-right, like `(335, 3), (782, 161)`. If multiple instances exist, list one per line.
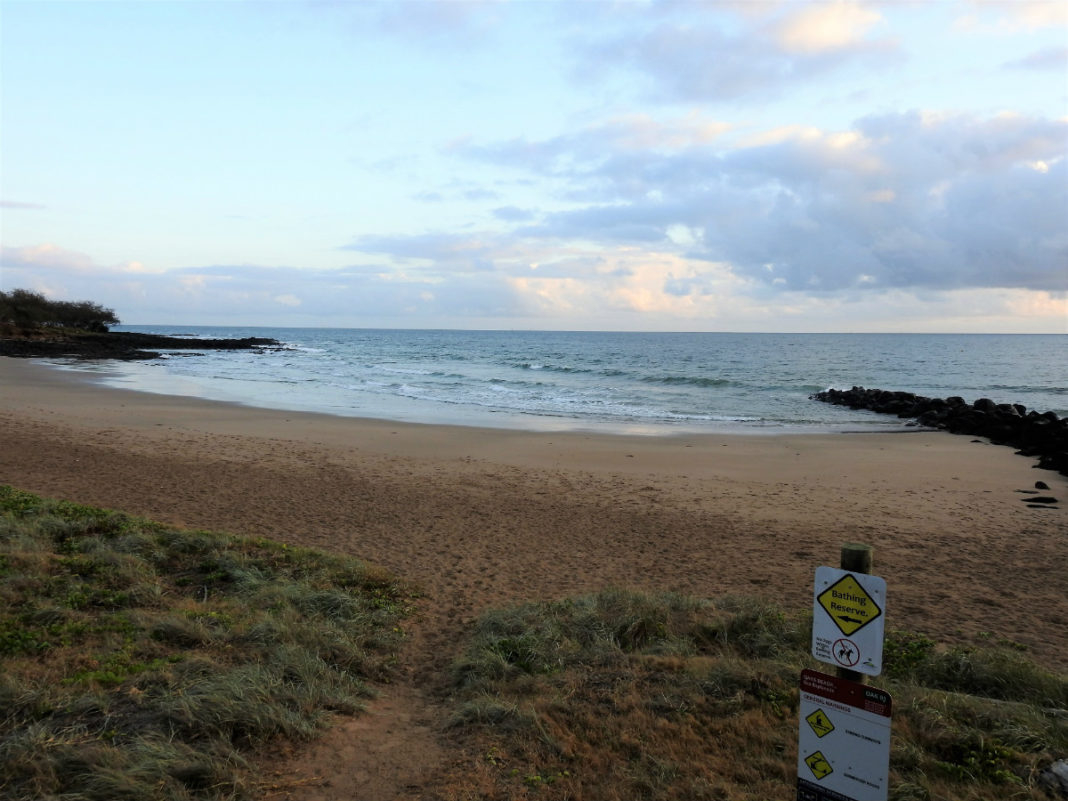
(1, 0), (1066, 332)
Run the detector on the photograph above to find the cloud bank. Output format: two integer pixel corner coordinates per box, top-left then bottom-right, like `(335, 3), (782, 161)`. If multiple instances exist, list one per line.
(419, 111), (1068, 294)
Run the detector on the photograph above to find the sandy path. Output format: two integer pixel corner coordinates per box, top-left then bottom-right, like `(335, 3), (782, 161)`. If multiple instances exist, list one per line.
(1, 358), (1065, 798)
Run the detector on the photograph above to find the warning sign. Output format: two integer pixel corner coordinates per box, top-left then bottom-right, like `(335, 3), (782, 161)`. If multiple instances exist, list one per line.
(797, 669), (892, 801)
(804, 751), (834, 779)
(812, 567), (886, 676)
(817, 573), (882, 636)
(805, 708), (835, 738)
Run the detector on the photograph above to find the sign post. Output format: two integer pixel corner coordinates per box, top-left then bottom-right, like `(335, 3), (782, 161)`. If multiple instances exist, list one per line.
(798, 544), (892, 801)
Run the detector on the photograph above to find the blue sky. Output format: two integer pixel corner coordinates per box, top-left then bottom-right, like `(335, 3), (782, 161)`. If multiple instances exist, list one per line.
(2, 0), (1066, 332)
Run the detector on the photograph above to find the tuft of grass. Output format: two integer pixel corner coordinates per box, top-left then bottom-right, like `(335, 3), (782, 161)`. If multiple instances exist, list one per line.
(0, 485), (414, 801)
(437, 588), (1068, 801)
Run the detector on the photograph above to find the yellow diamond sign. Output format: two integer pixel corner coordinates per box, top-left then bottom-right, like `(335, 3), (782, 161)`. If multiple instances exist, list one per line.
(817, 573), (882, 636)
(805, 750), (834, 780)
(805, 708), (835, 738)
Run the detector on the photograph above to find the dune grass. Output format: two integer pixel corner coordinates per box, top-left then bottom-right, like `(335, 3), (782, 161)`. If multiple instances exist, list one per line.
(438, 589), (1068, 800)
(0, 485), (413, 801)
(3, 484), (1065, 800)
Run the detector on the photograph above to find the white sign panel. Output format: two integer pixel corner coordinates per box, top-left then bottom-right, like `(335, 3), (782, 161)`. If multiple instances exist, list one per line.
(812, 567), (886, 676)
(797, 669), (892, 801)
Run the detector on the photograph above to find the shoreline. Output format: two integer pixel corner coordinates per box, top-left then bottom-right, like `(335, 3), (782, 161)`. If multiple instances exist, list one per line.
(0, 356), (1011, 475)
(2, 355), (1066, 672)
(21, 328), (1068, 438)
(20, 353), (919, 438)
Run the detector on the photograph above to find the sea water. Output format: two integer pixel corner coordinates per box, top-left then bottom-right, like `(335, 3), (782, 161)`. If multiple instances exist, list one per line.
(59, 329), (1067, 435)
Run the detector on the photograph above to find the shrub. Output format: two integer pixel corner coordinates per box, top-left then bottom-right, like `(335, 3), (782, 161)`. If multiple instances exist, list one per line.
(0, 288), (119, 332)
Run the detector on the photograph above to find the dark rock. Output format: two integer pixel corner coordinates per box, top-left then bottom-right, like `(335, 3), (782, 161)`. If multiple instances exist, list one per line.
(0, 330), (282, 361)
(809, 385), (1068, 478)
(917, 409), (947, 426)
(1036, 481), (1050, 490)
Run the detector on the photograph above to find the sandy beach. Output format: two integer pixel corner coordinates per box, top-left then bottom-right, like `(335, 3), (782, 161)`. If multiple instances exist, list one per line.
(1, 356), (1065, 799)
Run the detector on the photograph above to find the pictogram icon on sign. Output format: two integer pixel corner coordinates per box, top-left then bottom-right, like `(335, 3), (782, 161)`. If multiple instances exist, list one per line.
(805, 708), (835, 738)
(804, 750), (833, 780)
(833, 637), (860, 667)
(817, 573), (882, 636)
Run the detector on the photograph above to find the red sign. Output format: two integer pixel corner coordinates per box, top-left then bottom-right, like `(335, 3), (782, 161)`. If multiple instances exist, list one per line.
(800, 669), (891, 717)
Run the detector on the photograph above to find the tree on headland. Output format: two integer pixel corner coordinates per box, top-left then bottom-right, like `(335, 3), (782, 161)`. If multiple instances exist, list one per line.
(0, 289), (120, 332)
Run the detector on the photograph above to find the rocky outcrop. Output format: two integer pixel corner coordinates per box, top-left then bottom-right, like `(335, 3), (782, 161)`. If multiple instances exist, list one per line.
(0, 330), (282, 360)
(811, 386), (1068, 477)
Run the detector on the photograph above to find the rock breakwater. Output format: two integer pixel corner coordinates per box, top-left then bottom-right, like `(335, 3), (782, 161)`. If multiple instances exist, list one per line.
(811, 386), (1068, 477)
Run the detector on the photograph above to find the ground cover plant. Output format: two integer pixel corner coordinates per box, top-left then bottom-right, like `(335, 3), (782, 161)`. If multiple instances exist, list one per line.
(438, 589), (1068, 800)
(0, 485), (412, 801)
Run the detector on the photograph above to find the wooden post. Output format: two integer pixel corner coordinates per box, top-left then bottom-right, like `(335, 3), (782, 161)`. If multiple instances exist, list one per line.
(838, 543), (872, 684)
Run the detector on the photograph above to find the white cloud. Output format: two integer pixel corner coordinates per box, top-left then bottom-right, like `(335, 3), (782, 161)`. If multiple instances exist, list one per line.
(2, 243), (96, 272)
(493, 206), (535, 222)
(302, 0), (507, 49)
(865, 189), (896, 203)
(957, 0), (1068, 33)
(593, 113), (733, 151)
(455, 113), (733, 181)
(1, 244), (165, 277)
(1003, 45), (1068, 70)
(738, 125), (823, 147)
(773, 1), (884, 54)
(454, 110), (1068, 294)
(374, 0), (505, 44)
(578, 1), (899, 102)
(512, 249), (745, 320)
(3, 239), (1062, 332)
(0, 200), (46, 210)
(347, 233), (505, 272)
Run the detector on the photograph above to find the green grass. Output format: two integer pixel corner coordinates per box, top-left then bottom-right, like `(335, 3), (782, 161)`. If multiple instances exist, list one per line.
(0, 485), (413, 801)
(437, 589), (1068, 801)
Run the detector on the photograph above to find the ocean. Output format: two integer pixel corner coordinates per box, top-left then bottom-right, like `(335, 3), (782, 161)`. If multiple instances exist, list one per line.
(59, 328), (1066, 435)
